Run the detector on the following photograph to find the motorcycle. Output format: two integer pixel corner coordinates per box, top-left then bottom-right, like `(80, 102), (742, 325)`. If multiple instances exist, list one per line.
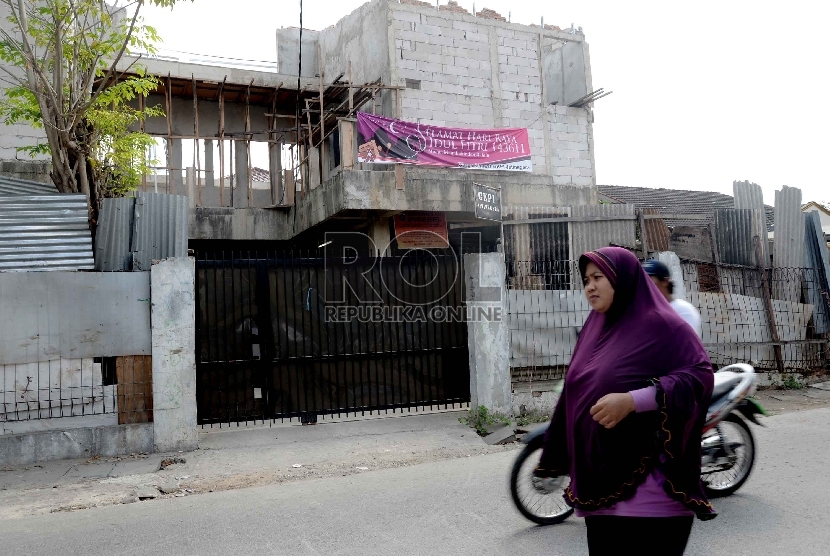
(510, 363), (767, 525)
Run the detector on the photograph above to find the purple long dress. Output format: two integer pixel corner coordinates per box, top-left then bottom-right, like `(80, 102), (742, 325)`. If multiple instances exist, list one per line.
(537, 247), (716, 520)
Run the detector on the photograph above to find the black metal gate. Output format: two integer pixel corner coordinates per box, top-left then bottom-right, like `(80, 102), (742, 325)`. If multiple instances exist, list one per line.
(195, 250), (470, 425)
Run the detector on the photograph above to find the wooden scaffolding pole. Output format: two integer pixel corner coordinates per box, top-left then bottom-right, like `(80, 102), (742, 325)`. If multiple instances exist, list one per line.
(192, 75), (202, 206)
(217, 77), (226, 207)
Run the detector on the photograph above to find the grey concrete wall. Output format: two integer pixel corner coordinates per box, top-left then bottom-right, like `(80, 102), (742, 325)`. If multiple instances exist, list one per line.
(464, 252), (512, 416)
(388, 2), (594, 184)
(151, 258), (197, 453)
(0, 160), (52, 183)
(276, 27), (321, 78)
(318, 0), (391, 89)
(189, 167), (597, 240)
(0, 423), (153, 467)
(0, 272), (151, 366)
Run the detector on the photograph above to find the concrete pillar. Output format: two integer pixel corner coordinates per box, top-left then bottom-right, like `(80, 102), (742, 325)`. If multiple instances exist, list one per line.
(169, 138), (183, 194)
(269, 140), (283, 205)
(185, 167), (196, 209)
(339, 120), (356, 169)
(308, 146), (321, 190)
(369, 217), (391, 256)
(151, 258), (197, 453)
(464, 252), (512, 416)
(234, 140), (249, 207)
(204, 139), (215, 189)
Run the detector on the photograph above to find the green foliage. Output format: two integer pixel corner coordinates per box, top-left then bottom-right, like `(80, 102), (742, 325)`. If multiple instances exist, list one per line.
(781, 374), (803, 390)
(459, 406), (511, 437)
(516, 412), (551, 428)
(0, 0), (190, 197)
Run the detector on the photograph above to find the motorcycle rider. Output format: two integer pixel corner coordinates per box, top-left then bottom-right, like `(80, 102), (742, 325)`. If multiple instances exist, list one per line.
(643, 259), (702, 339)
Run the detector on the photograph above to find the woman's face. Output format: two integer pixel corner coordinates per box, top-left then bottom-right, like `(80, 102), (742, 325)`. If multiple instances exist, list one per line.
(583, 262), (614, 313)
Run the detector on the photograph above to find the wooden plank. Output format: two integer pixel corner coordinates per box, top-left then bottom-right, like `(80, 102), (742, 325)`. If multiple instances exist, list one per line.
(245, 80), (253, 207)
(218, 77), (226, 207)
(192, 75), (202, 206)
(638, 209), (649, 256)
(755, 237), (785, 373)
(139, 93), (147, 192)
(283, 169), (295, 206)
(165, 73), (174, 194)
(116, 356), (153, 425)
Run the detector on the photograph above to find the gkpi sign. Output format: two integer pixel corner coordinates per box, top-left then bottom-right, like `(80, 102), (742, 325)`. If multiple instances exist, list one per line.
(473, 183), (502, 221)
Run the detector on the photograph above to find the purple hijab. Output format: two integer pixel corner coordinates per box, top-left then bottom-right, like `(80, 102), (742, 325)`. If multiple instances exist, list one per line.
(538, 247), (716, 520)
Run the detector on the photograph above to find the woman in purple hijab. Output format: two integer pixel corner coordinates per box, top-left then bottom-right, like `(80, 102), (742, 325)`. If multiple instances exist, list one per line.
(536, 247), (715, 555)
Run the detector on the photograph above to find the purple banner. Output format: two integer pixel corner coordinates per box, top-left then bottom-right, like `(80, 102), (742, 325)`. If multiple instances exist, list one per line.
(356, 112), (532, 172)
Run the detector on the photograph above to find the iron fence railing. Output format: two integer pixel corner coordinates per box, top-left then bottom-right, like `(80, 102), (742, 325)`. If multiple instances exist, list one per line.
(1, 356), (152, 429)
(505, 259), (830, 383)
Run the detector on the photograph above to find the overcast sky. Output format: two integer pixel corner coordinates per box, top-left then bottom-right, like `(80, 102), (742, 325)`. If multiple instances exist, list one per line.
(142, 0), (828, 206)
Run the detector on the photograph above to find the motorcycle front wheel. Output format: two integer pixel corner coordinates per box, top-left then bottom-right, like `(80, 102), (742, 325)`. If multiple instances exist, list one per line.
(509, 442), (574, 525)
(701, 413), (756, 497)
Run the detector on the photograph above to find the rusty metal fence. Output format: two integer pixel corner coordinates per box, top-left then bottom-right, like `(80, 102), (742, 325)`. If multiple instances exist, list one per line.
(506, 259), (830, 389)
(1, 356), (153, 429)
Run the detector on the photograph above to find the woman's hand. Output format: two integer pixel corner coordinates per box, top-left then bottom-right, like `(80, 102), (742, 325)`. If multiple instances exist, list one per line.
(590, 393), (636, 429)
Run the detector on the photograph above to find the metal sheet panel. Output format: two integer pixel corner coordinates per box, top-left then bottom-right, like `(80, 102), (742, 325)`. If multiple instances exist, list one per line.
(133, 192), (189, 271)
(804, 211), (830, 333)
(714, 209), (754, 266)
(643, 208), (670, 252)
(772, 186), (804, 301)
(0, 176), (58, 196)
(94, 192), (188, 271)
(94, 197), (135, 271)
(569, 203), (637, 258)
(733, 181), (769, 266)
(0, 270), (152, 364)
(0, 194), (93, 272)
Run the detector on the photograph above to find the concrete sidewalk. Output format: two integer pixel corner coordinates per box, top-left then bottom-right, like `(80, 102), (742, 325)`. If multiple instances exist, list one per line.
(0, 411), (513, 519)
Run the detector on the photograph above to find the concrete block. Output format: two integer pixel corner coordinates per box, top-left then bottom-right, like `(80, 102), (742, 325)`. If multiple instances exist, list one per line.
(416, 24), (443, 36)
(556, 149), (579, 159)
(498, 45), (514, 56)
(570, 158), (592, 169)
(402, 48), (431, 62)
(416, 42), (444, 55)
(555, 166), (579, 176)
(457, 113), (484, 125)
(424, 15), (452, 28)
(553, 176), (573, 185)
(441, 28), (467, 40)
(552, 123), (569, 133)
(514, 48), (537, 59)
(454, 56), (475, 68)
(444, 64), (469, 76)
(393, 20), (414, 31)
(567, 124), (583, 133)
(466, 86), (491, 98)
(465, 32), (489, 43)
(398, 58), (417, 70)
(572, 176), (594, 186)
(579, 151), (592, 160)
(452, 20), (480, 33)
(517, 66), (541, 77)
(394, 11), (423, 24)
(506, 56), (533, 68)
(427, 34), (454, 47)
(502, 37), (526, 49)
(484, 426), (516, 445)
(479, 60), (492, 72)
(579, 168), (594, 177)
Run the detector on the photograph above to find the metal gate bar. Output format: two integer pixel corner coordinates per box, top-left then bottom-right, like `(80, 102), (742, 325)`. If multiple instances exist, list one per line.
(196, 251), (470, 426)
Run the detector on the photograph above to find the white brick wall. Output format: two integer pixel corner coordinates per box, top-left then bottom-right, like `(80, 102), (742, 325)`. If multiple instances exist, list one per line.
(389, 6), (594, 185)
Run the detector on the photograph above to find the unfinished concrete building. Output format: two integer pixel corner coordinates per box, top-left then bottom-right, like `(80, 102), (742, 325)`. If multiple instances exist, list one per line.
(3, 0), (604, 256)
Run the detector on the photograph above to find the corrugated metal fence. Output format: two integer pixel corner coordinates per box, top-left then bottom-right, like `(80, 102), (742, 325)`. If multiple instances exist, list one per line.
(95, 192), (188, 271)
(0, 194), (94, 272)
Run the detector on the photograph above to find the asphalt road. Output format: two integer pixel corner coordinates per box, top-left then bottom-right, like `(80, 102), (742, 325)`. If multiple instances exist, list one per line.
(2, 408), (828, 556)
